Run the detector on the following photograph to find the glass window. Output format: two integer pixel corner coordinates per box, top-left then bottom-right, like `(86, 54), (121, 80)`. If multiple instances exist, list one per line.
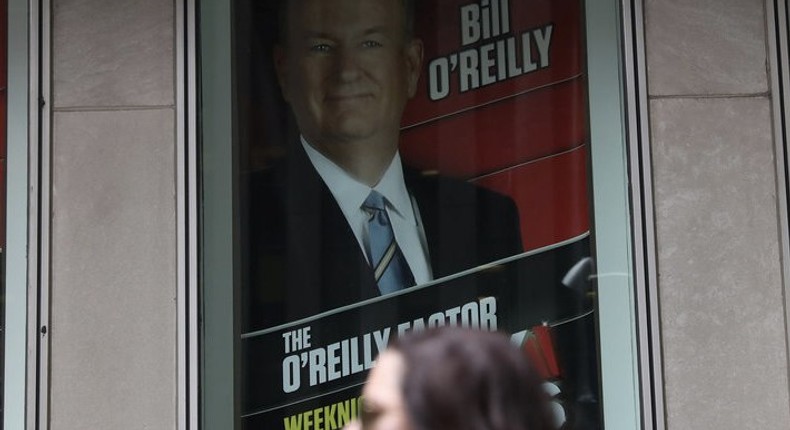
(234, 1), (596, 428)
(199, 0), (646, 428)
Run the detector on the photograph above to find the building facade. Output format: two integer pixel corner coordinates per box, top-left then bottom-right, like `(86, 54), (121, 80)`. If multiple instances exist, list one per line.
(4, 0), (790, 429)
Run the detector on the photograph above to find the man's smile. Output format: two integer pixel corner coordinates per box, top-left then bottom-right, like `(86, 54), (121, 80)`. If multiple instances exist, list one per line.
(324, 93), (375, 107)
(325, 92), (373, 101)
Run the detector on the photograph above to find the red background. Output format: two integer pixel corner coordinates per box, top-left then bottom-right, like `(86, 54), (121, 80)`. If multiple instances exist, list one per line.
(399, 0), (589, 251)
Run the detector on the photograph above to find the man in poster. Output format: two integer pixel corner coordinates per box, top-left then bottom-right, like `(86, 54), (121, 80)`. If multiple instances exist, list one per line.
(244, 0), (523, 331)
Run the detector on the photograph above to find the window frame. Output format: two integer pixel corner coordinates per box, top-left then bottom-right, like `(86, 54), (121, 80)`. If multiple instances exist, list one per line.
(767, 0), (790, 414)
(193, 0), (665, 428)
(4, 0), (39, 428)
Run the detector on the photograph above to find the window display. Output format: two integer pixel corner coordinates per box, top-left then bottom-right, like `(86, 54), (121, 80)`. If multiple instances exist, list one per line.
(231, 1), (599, 428)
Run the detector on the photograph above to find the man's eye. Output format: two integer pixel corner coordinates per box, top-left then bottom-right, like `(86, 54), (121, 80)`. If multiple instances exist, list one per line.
(310, 44), (332, 52)
(362, 40), (383, 48)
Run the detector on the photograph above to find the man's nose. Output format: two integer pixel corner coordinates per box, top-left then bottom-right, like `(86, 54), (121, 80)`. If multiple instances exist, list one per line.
(334, 47), (362, 82)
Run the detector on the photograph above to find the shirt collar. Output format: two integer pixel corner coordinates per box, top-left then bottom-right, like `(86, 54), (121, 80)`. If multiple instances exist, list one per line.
(301, 136), (416, 225)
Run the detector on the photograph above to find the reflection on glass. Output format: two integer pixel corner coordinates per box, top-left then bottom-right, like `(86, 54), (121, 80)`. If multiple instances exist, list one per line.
(232, 0), (598, 428)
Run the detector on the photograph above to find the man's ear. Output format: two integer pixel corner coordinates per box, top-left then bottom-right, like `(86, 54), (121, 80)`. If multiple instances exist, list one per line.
(273, 44), (290, 102)
(404, 39), (424, 98)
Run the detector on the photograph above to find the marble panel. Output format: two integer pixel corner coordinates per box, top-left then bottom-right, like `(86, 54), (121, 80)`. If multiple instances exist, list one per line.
(651, 97), (790, 429)
(49, 109), (177, 429)
(645, 0), (767, 96)
(52, 0), (174, 108)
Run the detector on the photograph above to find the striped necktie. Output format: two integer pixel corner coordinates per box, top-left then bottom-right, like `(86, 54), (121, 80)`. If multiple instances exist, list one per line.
(362, 191), (415, 295)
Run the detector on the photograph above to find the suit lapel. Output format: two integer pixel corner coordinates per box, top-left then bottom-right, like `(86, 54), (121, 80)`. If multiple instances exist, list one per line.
(285, 143), (379, 318)
(405, 169), (477, 279)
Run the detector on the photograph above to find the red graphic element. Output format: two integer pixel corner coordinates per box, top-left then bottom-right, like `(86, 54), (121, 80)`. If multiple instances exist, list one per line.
(400, 0), (589, 251)
(473, 147), (589, 251)
(523, 324), (561, 380)
(404, 0), (584, 124)
(400, 79), (586, 177)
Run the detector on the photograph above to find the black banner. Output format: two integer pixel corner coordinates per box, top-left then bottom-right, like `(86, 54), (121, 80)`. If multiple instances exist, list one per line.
(241, 235), (599, 430)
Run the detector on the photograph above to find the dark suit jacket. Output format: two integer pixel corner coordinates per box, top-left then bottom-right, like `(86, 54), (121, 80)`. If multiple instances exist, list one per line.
(242, 143), (523, 331)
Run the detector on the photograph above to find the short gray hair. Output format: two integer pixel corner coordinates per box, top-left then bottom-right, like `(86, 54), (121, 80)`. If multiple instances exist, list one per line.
(278, 0), (416, 44)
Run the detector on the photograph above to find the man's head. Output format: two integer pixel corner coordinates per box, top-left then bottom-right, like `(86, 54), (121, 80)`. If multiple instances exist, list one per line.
(274, 0), (423, 171)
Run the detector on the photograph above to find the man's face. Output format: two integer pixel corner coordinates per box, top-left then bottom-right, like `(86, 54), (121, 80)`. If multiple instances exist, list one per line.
(275, 0), (423, 149)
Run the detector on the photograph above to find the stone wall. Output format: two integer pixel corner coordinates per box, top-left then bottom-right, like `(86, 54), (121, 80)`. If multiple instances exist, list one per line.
(49, 0), (177, 428)
(646, 0), (790, 428)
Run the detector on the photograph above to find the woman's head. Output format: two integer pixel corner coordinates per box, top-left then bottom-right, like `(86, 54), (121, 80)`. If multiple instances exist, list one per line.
(353, 327), (553, 430)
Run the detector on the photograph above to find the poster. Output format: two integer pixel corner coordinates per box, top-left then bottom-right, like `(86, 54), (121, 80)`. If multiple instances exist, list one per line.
(234, 0), (598, 428)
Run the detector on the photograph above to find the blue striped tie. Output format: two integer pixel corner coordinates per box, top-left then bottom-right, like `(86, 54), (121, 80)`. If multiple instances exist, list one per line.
(362, 191), (415, 294)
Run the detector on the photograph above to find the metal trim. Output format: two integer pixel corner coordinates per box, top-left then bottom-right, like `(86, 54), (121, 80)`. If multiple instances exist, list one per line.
(26, 0), (49, 428)
(176, 0), (188, 426)
(4, 0), (33, 427)
(187, 0), (200, 424)
(766, 0), (790, 411)
(620, 1), (665, 429)
(24, 0), (39, 426)
(177, 0), (200, 428)
(35, 0), (51, 425)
